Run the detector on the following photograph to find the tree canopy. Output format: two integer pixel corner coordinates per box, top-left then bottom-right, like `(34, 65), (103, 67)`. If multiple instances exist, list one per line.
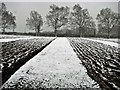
(26, 10), (43, 36)
(69, 4), (95, 37)
(0, 2), (16, 33)
(0, 2), (119, 38)
(46, 4), (69, 36)
(96, 8), (119, 38)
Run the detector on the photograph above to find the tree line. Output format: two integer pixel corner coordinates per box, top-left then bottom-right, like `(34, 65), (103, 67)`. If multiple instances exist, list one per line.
(0, 3), (16, 33)
(0, 2), (120, 38)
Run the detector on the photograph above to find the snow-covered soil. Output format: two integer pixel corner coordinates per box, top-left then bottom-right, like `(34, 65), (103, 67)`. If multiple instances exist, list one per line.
(92, 38), (120, 44)
(0, 35), (54, 42)
(1, 37), (54, 84)
(0, 34), (34, 38)
(83, 38), (119, 48)
(0, 38), (32, 42)
(68, 38), (120, 90)
(1, 38), (99, 89)
(0, 35), (34, 42)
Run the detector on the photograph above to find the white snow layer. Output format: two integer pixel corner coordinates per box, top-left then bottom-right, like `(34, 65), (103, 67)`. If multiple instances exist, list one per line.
(0, 35), (35, 42)
(2, 38), (99, 88)
(0, 36), (53, 42)
(0, 38), (31, 42)
(83, 38), (119, 48)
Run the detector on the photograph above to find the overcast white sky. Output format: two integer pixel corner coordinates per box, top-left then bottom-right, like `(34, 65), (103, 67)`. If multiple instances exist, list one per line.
(1, 1), (119, 32)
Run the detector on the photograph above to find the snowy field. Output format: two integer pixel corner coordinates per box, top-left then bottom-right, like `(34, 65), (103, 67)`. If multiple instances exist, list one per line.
(93, 38), (120, 44)
(0, 35), (33, 39)
(68, 38), (120, 90)
(0, 35), (35, 42)
(0, 35), (54, 42)
(83, 38), (120, 48)
(0, 36), (55, 85)
(1, 38), (99, 89)
(0, 35), (120, 89)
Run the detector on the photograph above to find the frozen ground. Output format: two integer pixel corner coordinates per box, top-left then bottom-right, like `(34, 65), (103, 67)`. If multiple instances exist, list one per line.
(0, 35), (34, 42)
(0, 38), (33, 42)
(83, 38), (119, 48)
(1, 38), (99, 89)
(92, 38), (120, 44)
(0, 35), (53, 42)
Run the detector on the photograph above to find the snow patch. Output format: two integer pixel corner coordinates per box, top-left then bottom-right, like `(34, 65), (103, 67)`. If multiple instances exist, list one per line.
(83, 38), (119, 48)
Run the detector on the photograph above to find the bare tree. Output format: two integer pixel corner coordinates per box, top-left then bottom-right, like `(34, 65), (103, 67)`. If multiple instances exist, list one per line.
(96, 8), (119, 38)
(26, 11), (43, 36)
(0, 3), (16, 33)
(46, 4), (69, 37)
(70, 4), (91, 37)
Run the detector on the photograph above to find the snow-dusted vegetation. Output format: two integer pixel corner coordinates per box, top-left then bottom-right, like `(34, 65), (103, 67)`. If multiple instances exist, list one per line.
(68, 38), (120, 90)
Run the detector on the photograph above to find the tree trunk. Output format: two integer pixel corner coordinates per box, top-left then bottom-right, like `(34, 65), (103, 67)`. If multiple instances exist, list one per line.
(36, 32), (38, 36)
(79, 27), (82, 37)
(107, 20), (110, 39)
(13, 29), (15, 34)
(37, 29), (40, 36)
(2, 28), (5, 34)
(94, 29), (96, 37)
(108, 29), (110, 39)
(54, 19), (57, 37)
(54, 29), (57, 37)
(13, 28), (14, 32)
(35, 28), (37, 36)
(37, 24), (40, 36)
(54, 25), (57, 37)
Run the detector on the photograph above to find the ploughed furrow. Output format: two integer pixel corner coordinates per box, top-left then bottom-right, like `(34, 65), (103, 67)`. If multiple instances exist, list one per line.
(1, 37), (55, 84)
(68, 38), (120, 90)
(1, 38), (99, 89)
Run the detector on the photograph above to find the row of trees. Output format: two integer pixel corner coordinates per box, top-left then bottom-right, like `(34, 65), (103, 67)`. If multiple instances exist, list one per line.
(26, 4), (119, 38)
(26, 4), (96, 37)
(0, 2), (120, 38)
(0, 3), (16, 33)
(96, 8), (120, 38)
